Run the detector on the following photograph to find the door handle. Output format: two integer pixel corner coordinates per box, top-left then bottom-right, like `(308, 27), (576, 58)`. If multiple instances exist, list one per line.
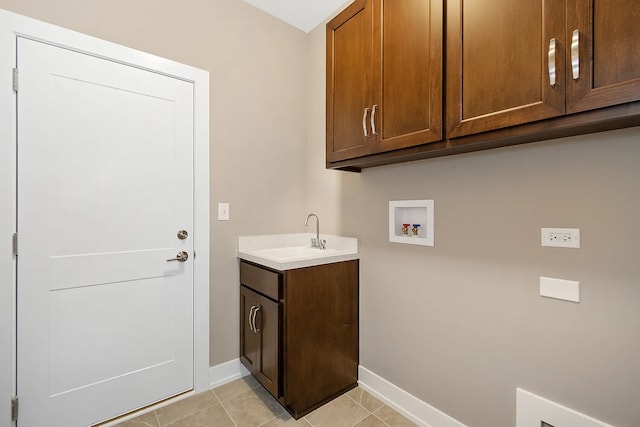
(166, 251), (188, 262)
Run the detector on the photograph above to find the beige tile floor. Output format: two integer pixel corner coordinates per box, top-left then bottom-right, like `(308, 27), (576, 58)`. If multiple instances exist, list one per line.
(116, 376), (418, 427)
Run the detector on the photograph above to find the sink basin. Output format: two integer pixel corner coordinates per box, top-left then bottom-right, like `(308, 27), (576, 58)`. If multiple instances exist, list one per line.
(237, 233), (358, 270)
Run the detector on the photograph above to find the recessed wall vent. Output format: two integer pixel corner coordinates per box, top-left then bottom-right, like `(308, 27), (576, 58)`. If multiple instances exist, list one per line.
(516, 389), (612, 427)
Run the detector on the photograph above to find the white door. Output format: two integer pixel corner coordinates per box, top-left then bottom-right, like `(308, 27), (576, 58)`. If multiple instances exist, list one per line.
(16, 37), (195, 427)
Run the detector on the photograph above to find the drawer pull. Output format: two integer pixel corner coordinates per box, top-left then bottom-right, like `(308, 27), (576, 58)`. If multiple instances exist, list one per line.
(548, 38), (557, 87)
(571, 29), (580, 80)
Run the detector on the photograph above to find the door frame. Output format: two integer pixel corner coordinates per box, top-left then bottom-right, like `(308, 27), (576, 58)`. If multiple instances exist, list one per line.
(0, 8), (210, 425)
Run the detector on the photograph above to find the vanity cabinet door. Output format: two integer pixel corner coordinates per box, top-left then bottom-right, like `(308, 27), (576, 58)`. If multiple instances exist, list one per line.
(239, 286), (260, 374)
(566, 0), (640, 113)
(446, 0), (566, 137)
(252, 292), (281, 398)
(240, 285), (281, 398)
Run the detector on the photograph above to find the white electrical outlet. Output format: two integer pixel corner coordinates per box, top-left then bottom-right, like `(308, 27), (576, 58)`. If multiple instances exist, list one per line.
(541, 228), (580, 248)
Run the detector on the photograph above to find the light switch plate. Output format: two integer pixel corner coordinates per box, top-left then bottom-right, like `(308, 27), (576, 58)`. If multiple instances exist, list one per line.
(218, 202), (230, 221)
(540, 276), (580, 303)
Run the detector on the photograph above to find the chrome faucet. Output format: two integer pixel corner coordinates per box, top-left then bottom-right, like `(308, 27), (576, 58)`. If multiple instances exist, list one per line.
(304, 213), (326, 249)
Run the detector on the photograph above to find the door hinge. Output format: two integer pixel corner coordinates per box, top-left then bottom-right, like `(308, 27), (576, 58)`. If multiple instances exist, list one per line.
(12, 233), (18, 257)
(11, 396), (18, 422)
(12, 68), (18, 92)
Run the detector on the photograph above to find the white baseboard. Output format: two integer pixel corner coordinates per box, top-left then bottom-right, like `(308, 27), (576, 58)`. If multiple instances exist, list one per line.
(209, 358), (250, 389)
(358, 366), (466, 427)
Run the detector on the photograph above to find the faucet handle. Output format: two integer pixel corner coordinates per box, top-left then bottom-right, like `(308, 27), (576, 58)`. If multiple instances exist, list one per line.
(319, 239), (326, 249)
(310, 238), (318, 247)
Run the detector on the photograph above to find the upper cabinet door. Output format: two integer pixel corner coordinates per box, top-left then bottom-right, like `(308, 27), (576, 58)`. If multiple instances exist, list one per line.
(327, 0), (443, 165)
(371, 0), (443, 152)
(566, 0), (640, 113)
(326, 0), (374, 163)
(446, 0), (566, 138)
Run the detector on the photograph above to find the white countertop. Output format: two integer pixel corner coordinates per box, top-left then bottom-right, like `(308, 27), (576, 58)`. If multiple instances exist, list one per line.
(237, 233), (359, 271)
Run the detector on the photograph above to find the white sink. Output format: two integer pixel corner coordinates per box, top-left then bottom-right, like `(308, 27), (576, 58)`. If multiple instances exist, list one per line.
(237, 233), (358, 270)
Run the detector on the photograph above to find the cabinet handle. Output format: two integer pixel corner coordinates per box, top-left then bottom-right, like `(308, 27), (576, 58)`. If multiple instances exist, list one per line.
(252, 306), (261, 333)
(362, 107), (370, 137)
(370, 105), (378, 136)
(571, 29), (580, 80)
(248, 306), (256, 333)
(548, 38), (557, 87)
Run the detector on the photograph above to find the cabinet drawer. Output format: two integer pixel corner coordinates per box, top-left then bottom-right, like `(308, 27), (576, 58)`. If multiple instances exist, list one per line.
(240, 261), (282, 300)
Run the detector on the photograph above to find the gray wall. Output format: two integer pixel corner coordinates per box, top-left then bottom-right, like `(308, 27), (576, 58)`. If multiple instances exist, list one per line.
(2, 1), (638, 426)
(341, 130), (639, 427)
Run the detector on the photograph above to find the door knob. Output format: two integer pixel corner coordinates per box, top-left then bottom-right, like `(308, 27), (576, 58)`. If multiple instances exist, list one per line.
(166, 251), (189, 262)
(177, 230), (188, 240)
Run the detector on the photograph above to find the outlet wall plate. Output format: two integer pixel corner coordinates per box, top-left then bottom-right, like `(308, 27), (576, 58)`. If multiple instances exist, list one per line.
(541, 228), (580, 248)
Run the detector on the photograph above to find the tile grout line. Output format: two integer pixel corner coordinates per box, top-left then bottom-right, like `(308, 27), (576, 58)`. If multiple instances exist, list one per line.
(255, 412), (279, 427)
(345, 391), (378, 427)
(217, 399), (239, 427)
(216, 384), (285, 427)
(346, 389), (397, 427)
(371, 410), (393, 427)
(159, 391), (219, 427)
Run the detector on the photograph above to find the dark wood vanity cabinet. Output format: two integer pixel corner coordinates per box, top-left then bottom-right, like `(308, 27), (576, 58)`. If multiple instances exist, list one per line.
(239, 259), (359, 419)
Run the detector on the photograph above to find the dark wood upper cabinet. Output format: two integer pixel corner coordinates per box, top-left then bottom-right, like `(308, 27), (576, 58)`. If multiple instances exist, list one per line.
(326, 0), (640, 170)
(566, 0), (640, 113)
(446, 0), (566, 138)
(326, 0), (443, 164)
